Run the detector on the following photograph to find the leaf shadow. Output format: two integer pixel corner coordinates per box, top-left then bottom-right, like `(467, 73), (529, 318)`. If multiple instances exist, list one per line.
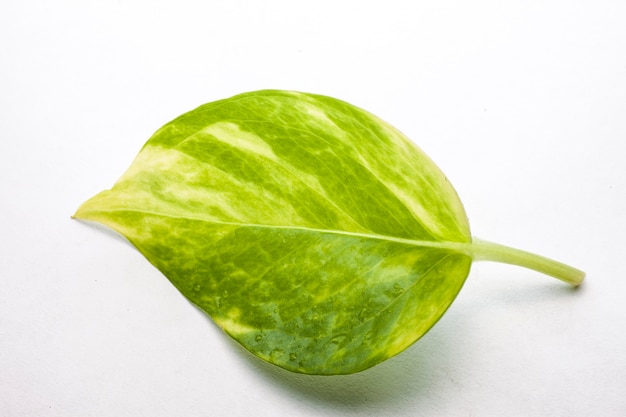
(215, 276), (586, 412)
(209, 306), (464, 412)
(232, 331), (450, 411)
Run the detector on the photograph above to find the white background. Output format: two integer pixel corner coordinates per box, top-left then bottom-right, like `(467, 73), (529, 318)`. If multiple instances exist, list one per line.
(2, 0), (625, 416)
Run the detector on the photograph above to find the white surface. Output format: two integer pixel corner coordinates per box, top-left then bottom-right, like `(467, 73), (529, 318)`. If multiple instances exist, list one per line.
(2, 0), (625, 415)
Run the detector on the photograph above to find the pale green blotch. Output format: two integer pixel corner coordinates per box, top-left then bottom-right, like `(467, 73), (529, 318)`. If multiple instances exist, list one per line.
(202, 121), (279, 162)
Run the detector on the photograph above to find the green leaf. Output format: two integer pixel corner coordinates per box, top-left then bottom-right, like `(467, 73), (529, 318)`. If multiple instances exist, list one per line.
(74, 90), (584, 375)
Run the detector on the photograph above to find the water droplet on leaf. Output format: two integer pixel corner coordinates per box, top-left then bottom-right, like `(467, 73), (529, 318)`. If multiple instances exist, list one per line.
(393, 283), (404, 297)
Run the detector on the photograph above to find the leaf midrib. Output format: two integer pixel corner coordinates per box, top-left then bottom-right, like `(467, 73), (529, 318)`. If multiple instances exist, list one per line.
(82, 206), (473, 256)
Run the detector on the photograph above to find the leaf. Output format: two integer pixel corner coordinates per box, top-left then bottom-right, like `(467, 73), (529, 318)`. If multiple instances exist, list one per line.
(74, 90), (584, 375)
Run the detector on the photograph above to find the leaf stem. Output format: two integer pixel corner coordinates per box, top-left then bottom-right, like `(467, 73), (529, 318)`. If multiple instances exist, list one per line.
(470, 237), (585, 286)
